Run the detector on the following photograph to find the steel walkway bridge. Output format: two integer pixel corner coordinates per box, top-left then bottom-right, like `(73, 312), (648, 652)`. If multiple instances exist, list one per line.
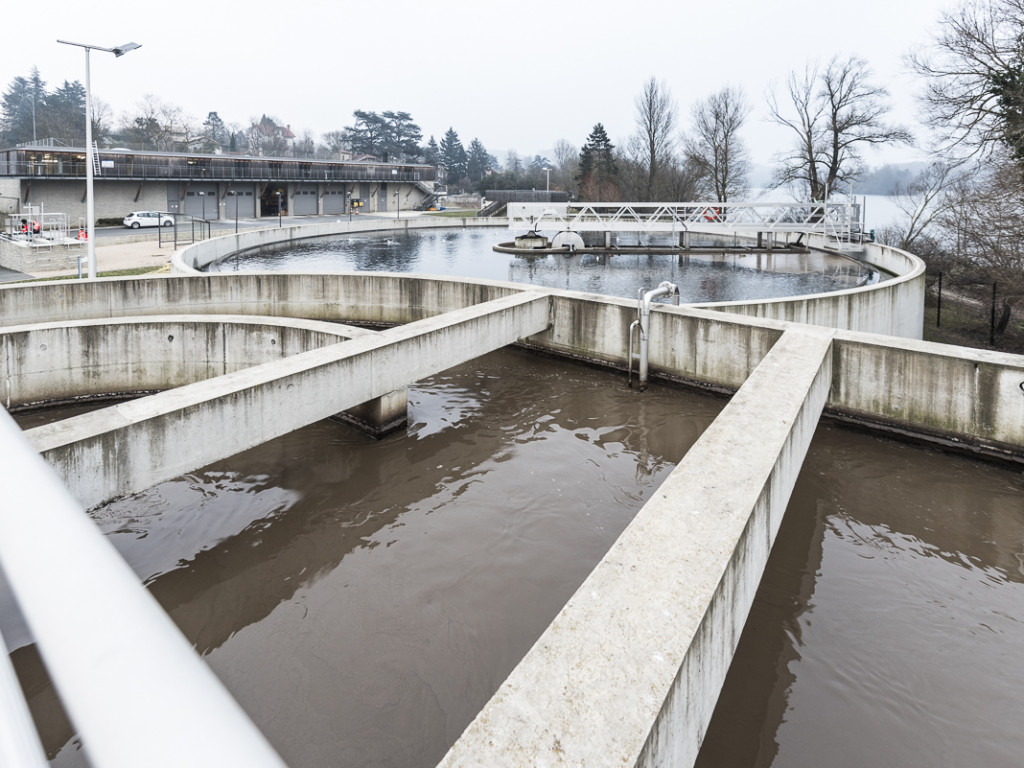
(507, 201), (865, 245)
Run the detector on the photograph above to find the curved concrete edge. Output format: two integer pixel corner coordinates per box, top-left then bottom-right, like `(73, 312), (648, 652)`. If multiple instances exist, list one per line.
(689, 235), (926, 338)
(0, 315), (365, 407)
(0, 411), (289, 768)
(170, 216), (508, 274)
(172, 222), (924, 339)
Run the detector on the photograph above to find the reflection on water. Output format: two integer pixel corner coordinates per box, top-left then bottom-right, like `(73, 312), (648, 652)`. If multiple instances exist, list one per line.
(9, 353), (1023, 768)
(18, 350), (720, 767)
(697, 424), (1024, 768)
(207, 229), (876, 302)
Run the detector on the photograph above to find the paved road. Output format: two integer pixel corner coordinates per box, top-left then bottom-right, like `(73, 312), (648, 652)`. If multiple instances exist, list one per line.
(93, 212), (413, 241)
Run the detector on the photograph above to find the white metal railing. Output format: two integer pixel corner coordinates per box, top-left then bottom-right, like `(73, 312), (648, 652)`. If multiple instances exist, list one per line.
(0, 410), (287, 768)
(507, 200), (864, 243)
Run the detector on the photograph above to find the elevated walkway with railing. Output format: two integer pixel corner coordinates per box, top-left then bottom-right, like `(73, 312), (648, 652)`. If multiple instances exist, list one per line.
(508, 200), (865, 246)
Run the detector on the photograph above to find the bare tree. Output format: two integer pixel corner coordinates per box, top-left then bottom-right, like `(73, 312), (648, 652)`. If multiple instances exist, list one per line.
(908, 0), (1024, 161)
(552, 138), (578, 194)
(504, 149), (522, 176)
(685, 86), (751, 203)
(118, 95), (190, 151)
(626, 77), (678, 200)
(936, 153), (1024, 334)
(768, 56), (912, 200)
(877, 160), (965, 252)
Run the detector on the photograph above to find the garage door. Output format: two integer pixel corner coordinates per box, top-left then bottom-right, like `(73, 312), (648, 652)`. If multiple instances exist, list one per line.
(323, 188), (346, 215)
(182, 185), (219, 219)
(224, 190), (256, 219)
(292, 185), (317, 215)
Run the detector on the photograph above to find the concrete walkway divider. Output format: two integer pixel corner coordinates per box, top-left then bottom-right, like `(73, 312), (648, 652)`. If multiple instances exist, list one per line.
(437, 327), (835, 767)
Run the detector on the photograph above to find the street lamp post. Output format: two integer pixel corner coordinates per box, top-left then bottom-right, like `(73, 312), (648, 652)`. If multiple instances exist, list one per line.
(57, 39), (140, 279)
(228, 191), (238, 234)
(391, 169), (399, 219)
(347, 191), (352, 223)
(545, 167), (550, 193)
(198, 191), (206, 221)
(276, 190), (282, 227)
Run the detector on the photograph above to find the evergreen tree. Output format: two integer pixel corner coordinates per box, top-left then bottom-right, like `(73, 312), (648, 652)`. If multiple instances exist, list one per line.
(424, 135), (440, 166)
(345, 110), (388, 157)
(344, 109), (423, 161)
(440, 127), (468, 185)
(44, 80), (87, 145)
(203, 111), (227, 150)
(1, 70), (45, 144)
(577, 123), (619, 201)
(381, 110), (422, 160)
(467, 138), (492, 182)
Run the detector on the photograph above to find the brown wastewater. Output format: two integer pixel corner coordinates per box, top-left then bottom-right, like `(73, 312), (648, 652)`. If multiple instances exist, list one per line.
(8, 346), (1023, 768)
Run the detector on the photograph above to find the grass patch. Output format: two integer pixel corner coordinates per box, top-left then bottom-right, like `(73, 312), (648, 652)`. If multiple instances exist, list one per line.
(425, 209), (480, 217)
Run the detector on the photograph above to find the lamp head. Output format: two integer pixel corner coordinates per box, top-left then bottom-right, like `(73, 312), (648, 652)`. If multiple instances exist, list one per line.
(113, 42), (141, 57)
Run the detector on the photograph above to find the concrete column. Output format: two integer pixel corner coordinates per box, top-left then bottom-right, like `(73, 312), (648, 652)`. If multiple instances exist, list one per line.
(334, 390), (407, 437)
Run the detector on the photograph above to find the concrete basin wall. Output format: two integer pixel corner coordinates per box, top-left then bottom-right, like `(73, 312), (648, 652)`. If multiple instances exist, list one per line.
(2, 273), (1020, 454)
(0, 316), (358, 407)
(171, 216), (506, 272)
(829, 332), (1024, 458)
(691, 236), (926, 338)
(173, 223), (926, 339)
(0, 272), (519, 328)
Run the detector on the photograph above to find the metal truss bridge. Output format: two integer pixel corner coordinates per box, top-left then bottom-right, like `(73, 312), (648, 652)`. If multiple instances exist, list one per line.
(506, 201), (865, 242)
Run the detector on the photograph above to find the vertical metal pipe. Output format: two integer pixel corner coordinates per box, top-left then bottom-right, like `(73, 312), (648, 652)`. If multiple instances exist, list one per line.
(637, 281), (678, 390)
(84, 47), (96, 279)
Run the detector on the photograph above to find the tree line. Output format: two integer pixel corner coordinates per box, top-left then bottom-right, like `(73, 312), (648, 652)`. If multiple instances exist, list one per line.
(1, 56), (904, 208)
(2, 0), (1023, 341)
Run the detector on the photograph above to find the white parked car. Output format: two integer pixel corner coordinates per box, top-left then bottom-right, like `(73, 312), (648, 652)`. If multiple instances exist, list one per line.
(123, 211), (174, 228)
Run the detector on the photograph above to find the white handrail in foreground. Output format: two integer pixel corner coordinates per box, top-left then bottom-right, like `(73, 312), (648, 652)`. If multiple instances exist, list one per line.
(0, 409), (286, 768)
(0, 626), (47, 768)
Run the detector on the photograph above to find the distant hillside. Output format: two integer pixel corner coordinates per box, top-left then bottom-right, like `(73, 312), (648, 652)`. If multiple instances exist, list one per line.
(855, 163), (928, 195)
(746, 162), (929, 197)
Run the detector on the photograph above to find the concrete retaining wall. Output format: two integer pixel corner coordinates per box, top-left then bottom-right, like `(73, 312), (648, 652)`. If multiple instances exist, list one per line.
(0, 238), (85, 273)
(2, 273), (1021, 455)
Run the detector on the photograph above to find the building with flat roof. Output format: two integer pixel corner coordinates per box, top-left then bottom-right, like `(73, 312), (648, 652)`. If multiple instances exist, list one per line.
(0, 145), (437, 223)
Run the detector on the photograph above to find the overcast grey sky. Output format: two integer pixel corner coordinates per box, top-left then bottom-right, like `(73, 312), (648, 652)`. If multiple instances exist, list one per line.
(3, 0), (951, 169)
